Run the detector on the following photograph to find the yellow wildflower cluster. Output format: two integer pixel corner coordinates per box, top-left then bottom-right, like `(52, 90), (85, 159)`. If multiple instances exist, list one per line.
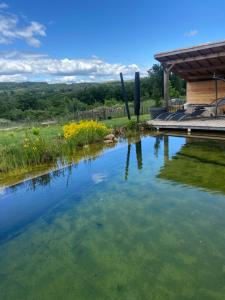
(23, 138), (30, 148)
(23, 137), (42, 150)
(63, 120), (108, 140)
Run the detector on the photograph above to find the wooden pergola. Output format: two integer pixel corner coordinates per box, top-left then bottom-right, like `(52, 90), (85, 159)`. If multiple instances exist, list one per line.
(154, 40), (225, 109)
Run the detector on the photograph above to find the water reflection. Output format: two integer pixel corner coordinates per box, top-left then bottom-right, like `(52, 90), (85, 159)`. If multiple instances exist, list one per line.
(4, 166), (74, 194)
(154, 135), (163, 158)
(125, 144), (131, 180)
(2, 143), (111, 193)
(1, 134), (225, 299)
(3, 134), (225, 196)
(124, 138), (143, 180)
(159, 136), (225, 194)
(163, 135), (169, 162)
(135, 140), (143, 170)
(123, 134), (225, 195)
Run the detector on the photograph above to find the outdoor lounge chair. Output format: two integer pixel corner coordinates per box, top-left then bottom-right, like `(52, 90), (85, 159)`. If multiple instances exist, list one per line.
(150, 108), (167, 119)
(179, 107), (205, 121)
(154, 106), (207, 121)
(155, 112), (174, 120)
(169, 112), (186, 121)
(167, 109), (185, 120)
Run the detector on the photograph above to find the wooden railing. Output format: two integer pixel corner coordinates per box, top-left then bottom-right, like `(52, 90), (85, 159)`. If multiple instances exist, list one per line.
(72, 106), (150, 121)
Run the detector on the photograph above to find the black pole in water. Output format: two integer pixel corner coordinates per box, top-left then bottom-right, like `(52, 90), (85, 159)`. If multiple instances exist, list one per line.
(120, 73), (131, 120)
(125, 143), (131, 180)
(135, 140), (143, 170)
(134, 72), (141, 122)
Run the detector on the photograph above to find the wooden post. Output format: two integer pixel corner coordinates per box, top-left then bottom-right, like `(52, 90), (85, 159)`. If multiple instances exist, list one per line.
(215, 76), (218, 117)
(164, 67), (169, 111)
(120, 73), (131, 120)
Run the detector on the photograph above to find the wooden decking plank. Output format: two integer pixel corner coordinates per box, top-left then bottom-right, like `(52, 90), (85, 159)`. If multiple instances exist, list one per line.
(147, 118), (225, 132)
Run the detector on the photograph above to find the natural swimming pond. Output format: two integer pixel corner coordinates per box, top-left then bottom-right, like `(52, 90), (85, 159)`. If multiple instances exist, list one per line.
(0, 134), (225, 300)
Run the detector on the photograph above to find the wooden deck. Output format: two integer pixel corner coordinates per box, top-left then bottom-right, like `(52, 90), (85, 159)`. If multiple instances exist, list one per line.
(147, 118), (225, 132)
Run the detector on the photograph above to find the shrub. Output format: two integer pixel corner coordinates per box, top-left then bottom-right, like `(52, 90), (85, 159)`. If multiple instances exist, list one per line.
(63, 120), (109, 146)
(127, 120), (139, 131)
(32, 127), (40, 136)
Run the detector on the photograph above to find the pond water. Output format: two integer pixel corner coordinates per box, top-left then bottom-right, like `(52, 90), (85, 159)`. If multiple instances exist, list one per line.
(0, 134), (225, 300)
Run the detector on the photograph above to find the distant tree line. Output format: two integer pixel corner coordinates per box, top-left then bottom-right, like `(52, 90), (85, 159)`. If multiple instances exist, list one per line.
(0, 64), (186, 121)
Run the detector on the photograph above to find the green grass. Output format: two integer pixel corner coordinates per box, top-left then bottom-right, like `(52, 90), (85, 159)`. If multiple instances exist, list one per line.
(0, 125), (63, 146)
(103, 114), (150, 128)
(0, 114), (150, 145)
(0, 114), (150, 186)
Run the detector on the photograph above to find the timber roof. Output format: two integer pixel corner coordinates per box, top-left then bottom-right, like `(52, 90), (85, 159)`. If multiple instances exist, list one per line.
(154, 40), (225, 81)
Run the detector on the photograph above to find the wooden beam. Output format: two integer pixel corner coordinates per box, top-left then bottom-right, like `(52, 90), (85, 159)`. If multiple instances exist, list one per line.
(155, 40), (225, 59)
(187, 74), (216, 81)
(163, 51), (225, 66)
(176, 63), (225, 74)
(167, 63), (175, 72)
(187, 73), (225, 80)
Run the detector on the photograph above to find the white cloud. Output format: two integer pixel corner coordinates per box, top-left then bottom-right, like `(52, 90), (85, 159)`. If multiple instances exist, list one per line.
(47, 75), (77, 84)
(0, 8), (46, 47)
(89, 75), (96, 80)
(92, 173), (108, 184)
(0, 187), (6, 195)
(185, 30), (198, 37)
(0, 51), (146, 83)
(0, 5), (145, 83)
(0, 74), (28, 82)
(0, 2), (8, 9)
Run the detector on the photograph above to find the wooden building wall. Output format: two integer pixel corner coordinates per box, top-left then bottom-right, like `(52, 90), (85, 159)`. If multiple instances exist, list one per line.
(187, 80), (225, 104)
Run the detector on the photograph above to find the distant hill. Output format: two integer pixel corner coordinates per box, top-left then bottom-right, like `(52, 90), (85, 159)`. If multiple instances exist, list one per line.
(0, 65), (185, 122)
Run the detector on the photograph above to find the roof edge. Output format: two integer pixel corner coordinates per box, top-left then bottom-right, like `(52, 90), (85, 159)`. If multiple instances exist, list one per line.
(154, 40), (225, 59)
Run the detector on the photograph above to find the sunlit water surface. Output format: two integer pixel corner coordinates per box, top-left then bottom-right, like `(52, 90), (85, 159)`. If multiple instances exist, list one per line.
(1, 135), (225, 300)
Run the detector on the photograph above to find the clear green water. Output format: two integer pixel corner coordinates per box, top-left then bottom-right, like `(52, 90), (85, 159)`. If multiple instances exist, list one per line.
(1, 135), (225, 300)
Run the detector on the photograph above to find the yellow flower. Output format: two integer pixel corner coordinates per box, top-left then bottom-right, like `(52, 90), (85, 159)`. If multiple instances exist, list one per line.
(63, 120), (108, 140)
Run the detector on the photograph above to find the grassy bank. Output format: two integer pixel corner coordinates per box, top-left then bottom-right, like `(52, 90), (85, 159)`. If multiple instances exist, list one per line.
(103, 114), (149, 128)
(0, 114), (149, 145)
(0, 115), (150, 186)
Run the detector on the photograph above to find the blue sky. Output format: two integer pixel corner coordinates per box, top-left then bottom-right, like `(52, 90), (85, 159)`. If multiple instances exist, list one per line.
(1, 0), (225, 83)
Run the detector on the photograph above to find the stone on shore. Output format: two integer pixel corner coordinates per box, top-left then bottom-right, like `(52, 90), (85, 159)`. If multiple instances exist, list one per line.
(104, 139), (114, 144)
(104, 134), (115, 141)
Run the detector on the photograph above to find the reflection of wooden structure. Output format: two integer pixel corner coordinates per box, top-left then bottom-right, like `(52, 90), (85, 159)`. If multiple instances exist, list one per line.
(155, 41), (225, 108)
(158, 137), (225, 195)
